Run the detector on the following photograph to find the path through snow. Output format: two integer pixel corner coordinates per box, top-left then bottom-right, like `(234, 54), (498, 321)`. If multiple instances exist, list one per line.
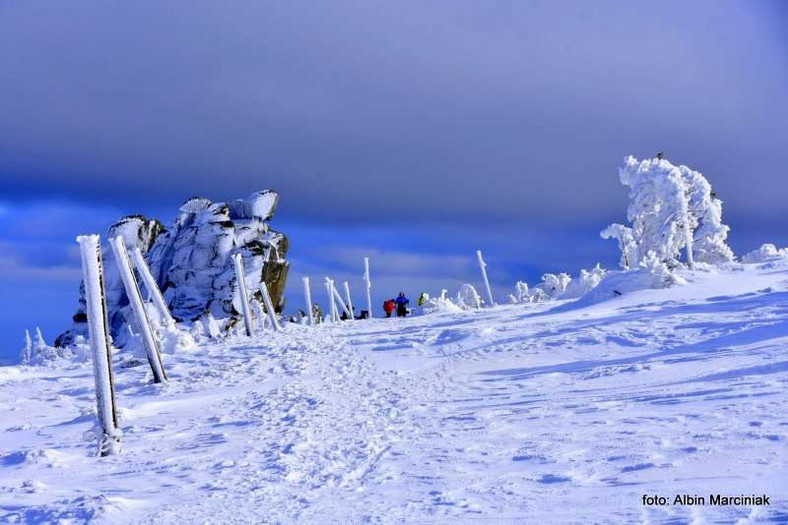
(1, 261), (787, 523)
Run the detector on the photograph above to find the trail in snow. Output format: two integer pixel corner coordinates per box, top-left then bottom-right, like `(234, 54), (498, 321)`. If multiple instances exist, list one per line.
(1, 261), (787, 523)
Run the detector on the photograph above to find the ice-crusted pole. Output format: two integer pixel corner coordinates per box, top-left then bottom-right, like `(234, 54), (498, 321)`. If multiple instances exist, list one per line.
(477, 250), (495, 307)
(129, 246), (176, 329)
(343, 281), (355, 321)
(324, 279), (333, 323)
(260, 282), (282, 331)
(232, 253), (255, 337)
(302, 277), (314, 325)
(110, 237), (167, 384)
(332, 283), (352, 320)
(363, 257), (372, 319)
(77, 234), (121, 456)
(325, 278), (340, 322)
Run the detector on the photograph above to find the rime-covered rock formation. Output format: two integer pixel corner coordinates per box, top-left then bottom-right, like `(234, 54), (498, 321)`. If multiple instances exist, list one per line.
(55, 191), (289, 347)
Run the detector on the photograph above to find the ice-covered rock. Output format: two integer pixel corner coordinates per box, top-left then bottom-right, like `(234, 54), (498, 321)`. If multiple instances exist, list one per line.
(55, 191), (289, 348)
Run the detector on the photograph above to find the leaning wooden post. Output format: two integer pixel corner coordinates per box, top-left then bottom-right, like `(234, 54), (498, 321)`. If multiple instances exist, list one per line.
(302, 277), (314, 325)
(343, 281), (355, 321)
(325, 278), (340, 322)
(332, 283), (352, 320)
(232, 253), (254, 337)
(259, 282), (282, 331)
(110, 237), (167, 384)
(77, 234), (121, 456)
(129, 246), (175, 329)
(363, 257), (373, 319)
(476, 250), (495, 307)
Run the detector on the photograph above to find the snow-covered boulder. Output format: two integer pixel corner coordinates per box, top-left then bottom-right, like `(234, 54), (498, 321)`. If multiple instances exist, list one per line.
(55, 191), (289, 348)
(741, 244), (788, 264)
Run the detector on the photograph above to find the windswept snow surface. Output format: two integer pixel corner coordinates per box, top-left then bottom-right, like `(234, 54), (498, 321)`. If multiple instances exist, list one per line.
(1, 261), (787, 523)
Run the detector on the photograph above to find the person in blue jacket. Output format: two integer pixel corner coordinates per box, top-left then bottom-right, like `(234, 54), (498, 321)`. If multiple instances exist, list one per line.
(395, 292), (409, 317)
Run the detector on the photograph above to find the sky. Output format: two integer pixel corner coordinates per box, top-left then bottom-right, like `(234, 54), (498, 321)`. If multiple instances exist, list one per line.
(0, 1), (786, 362)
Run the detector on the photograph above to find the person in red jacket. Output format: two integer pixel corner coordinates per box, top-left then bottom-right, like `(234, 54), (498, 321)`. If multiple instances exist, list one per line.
(383, 299), (395, 318)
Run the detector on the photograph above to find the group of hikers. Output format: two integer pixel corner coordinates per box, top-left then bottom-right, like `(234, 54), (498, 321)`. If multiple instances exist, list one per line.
(382, 291), (428, 317)
(302, 291), (428, 323)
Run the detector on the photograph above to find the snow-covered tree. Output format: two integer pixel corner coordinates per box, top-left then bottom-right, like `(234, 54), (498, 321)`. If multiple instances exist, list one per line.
(600, 224), (636, 269)
(602, 156), (734, 270)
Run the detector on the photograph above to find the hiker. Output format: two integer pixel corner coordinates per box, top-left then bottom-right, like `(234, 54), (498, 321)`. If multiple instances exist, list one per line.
(383, 298), (395, 318)
(395, 292), (409, 317)
(417, 292), (428, 307)
(313, 303), (323, 324)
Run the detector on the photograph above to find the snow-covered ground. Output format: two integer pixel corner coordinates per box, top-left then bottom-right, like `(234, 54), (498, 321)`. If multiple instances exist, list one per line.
(1, 260), (787, 523)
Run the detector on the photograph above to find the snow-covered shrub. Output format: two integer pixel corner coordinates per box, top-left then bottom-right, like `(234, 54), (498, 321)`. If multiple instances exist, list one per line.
(23, 328), (89, 364)
(456, 284), (482, 309)
(640, 250), (686, 288)
(511, 265), (608, 304)
(512, 281), (530, 303)
(564, 264), (607, 298)
(741, 244), (788, 263)
(423, 289), (463, 313)
(602, 156), (734, 271)
(538, 273), (572, 299)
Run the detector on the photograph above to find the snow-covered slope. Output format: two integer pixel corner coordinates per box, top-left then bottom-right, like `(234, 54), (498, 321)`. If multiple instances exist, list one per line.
(1, 260), (787, 523)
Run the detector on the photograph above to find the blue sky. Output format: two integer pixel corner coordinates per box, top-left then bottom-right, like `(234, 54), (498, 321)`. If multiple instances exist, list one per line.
(1, 1), (786, 361)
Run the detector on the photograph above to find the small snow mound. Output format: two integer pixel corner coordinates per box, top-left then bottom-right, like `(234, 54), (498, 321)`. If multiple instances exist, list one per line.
(742, 244), (788, 264)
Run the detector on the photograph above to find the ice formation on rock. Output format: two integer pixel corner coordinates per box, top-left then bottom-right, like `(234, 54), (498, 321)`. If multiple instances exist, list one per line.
(56, 191), (289, 348)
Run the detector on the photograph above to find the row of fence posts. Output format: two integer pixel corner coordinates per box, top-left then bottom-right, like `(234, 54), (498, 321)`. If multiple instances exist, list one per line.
(78, 236), (495, 457)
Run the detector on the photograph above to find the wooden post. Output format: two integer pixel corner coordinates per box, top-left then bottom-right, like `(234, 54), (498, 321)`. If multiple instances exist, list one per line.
(260, 282), (282, 331)
(343, 281), (355, 321)
(129, 246), (176, 329)
(302, 277), (314, 325)
(325, 278), (339, 323)
(477, 250), (495, 307)
(363, 257), (373, 319)
(332, 283), (352, 320)
(77, 235), (121, 456)
(110, 237), (167, 383)
(232, 253), (255, 337)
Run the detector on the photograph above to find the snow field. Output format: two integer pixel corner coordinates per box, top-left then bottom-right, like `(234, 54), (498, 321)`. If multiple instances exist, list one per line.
(1, 260), (787, 523)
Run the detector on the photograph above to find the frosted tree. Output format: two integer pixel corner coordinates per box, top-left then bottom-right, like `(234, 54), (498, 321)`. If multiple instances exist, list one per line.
(34, 327), (48, 358)
(600, 224), (636, 269)
(602, 156), (734, 269)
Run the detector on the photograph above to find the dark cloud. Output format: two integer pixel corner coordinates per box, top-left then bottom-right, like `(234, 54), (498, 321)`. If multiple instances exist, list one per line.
(1, 1), (786, 224)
